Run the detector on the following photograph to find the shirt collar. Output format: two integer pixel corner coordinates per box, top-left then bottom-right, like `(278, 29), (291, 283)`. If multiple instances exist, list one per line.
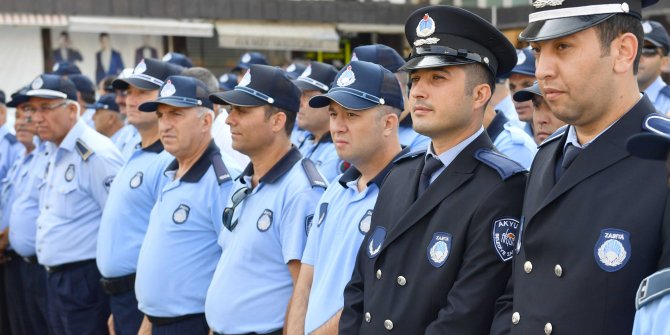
(426, 126), (484, 169)
(142, 139), (164, 153)
(58, 119), (86, 152)
(164, 140), (219, 183)
(238, 146), (303, 185)
(338, 146), (411, 189)
(645, 76), (667, 103)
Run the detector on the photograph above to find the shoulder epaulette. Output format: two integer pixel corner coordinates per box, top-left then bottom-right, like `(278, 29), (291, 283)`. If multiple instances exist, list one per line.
(394, 149), (426, 164)
(474, 149), (527, 181)
(302, 159), (327, 189)
(75, 139), (93, 161)
(636, 268), (670, 310)
(539, 125), (568, 148)
(210, 152), (231, 185)
(660, 85), (670, 98)
(4, 133), (16, 145)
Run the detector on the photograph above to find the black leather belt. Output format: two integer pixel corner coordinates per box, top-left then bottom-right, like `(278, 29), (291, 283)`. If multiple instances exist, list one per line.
(214, 329), (283, 335)
(6, 250), (38, 264)
(22, 255), (38, 264)
(100, 273), (136, 295)
(44, 259), (95, 273)
(146, 313), (204, 326)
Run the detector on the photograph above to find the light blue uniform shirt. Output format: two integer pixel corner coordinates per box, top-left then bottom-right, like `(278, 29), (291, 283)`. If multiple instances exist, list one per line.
(426, 127), (484, 183)
(110, 124), (136, 154)
(36, 119), (123, 267)
(82, 108), (96, 129)
(298, 133), (342, 182)
(290, 125), (309, 147)
(398, 116), (430, 152)
(136, 141), (239, 317)
(7, 140), (49, 257)
(0, 125), (23, 193)
(633, 295), (670, 335)
(120, 126), (142, 161)
(487, 111), (537, 169)
(205, 147), (325, 334)
(96, 140), (173, 278)
(0, 149), (32, 232)
(644, 76), (670, 115)
(302, 148), (408, 333)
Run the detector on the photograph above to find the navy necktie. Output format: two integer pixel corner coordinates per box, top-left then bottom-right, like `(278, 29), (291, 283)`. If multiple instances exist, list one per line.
(555, 143), (582, 181)
(418, 156), (443, 197)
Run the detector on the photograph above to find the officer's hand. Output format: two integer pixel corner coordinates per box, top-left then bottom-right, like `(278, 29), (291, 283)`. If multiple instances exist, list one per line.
(108, 315), (115, 335)
(0, 228), (8, 253)
(138, 316), (151, 335)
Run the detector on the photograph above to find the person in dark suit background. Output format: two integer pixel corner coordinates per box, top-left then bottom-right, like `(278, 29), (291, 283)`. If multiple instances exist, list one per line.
(490, 1), (670, 334)
(96, 33), (125, 85)
(134, 35), (158, 65)
(339, 5), (527, 335)
(52, 31), (83, 64)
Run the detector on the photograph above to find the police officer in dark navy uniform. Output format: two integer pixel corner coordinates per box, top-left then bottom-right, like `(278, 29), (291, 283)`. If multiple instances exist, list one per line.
(490, 0), (670, 334)
(339, 6), (527, 335)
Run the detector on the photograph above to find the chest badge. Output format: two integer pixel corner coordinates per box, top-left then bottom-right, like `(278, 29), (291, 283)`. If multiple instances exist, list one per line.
(427, 232), (452, 268)
(594, 228), (631, 272)
(257, 209), (273, 232)
(367, 226), (386, 259)
(64, 164), (75, 182)
(172, 204), (190, 224)
(130, 172), (143, 189)
(492, 217), (520, 262)
(358, 210), (373, 234)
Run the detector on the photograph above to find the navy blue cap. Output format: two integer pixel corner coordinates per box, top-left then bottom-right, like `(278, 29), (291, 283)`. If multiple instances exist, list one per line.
(520, 0), (659, 42)
(139, 75), (213, 112)
(26, 74), (78, 101)
(293, 61), (338, 93)
(52, 61), (82, 76)
(352, 44), (406, 73)
(67, 74), (96, 95)
(401, 6), (517, 77)
(113, 58), (183, 91)
(218, 73), (238, 91)
(233, 52), (268, 72)
(285, 63), (307, 80)
(510, 48), (536, 77)
(626, 114), (670, 160)
(513, 81), (542, 102)
(643, 20), (670, 55)
(88, 93), (119, 112)
(210, 64), (301, 114)
(162, 52), (193, 68)
(309, 61), (404, 111)
(6, 86), (30, 108)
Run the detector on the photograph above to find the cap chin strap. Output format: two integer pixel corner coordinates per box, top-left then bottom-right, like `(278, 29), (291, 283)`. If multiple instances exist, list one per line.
(529, 3), (631, 23)
(297, 77), (329, 92)
(234, 86), (275, 104)
(329, 87), (385, 105)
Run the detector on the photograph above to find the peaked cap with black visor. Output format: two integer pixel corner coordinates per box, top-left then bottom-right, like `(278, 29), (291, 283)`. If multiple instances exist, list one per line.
(400, 6), (517, 78)
(520, 0), (660, 42)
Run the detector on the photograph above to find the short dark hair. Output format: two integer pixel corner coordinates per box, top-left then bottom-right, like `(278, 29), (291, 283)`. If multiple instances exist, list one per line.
(99, 33), (110, 41)
(80, 90), (96, 104)
(593, 14), (643, 74)
(462, 63), (495, 106)
(265, 106), (295, 137)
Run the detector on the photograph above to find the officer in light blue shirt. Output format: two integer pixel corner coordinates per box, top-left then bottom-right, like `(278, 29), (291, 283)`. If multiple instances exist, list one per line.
(284, 60), (408, 334)
(626, 114), (670, 335)
(639, 20), (670, 115)
(352, 44), (431, 152)
(67, 73), (98, 129)
(484, 104), (537, 169)
(29, 73), (123, 334)
(1, 89), (50, 335)
(206, 64), (326, 335)
(0, 101), (22, 189)
(96, 60), (182, 335)
(293, 61), (342, 181)
(134, 76), (239, 335)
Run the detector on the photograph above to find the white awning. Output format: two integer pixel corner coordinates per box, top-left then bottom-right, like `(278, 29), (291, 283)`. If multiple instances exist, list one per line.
(337, 23), (404, 34)
(0, 13), (67, 27)
(216, 21), (340, 52)
(68, 16), (214, 37)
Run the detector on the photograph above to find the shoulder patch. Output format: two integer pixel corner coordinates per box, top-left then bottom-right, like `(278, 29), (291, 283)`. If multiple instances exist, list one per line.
(301, 159), (327, 189)
(660, 85), (670, 98)
(539, 125), (567, 147)
(210, 152), (231, 185)
(4, 133), (17, 145)
(394, 149), (426, 164)
(75, 139), (93, 161)
(474, 149), (527, 180)
(636, 268), (670, 310)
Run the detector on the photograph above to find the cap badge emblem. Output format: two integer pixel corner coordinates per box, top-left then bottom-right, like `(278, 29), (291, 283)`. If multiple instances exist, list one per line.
(160, 80), (176, 97)
(241, 53), (251, 63)
(299, 64), (312, 78)
(532, 0), (564, 8)
(134, 60), (147, 74)
(31, 77), (44, 90)
(336, 65), (356, 87)
(238, 69), (252, 87)
(416, 14), (436, 38)
(643, 21), (653, 34)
